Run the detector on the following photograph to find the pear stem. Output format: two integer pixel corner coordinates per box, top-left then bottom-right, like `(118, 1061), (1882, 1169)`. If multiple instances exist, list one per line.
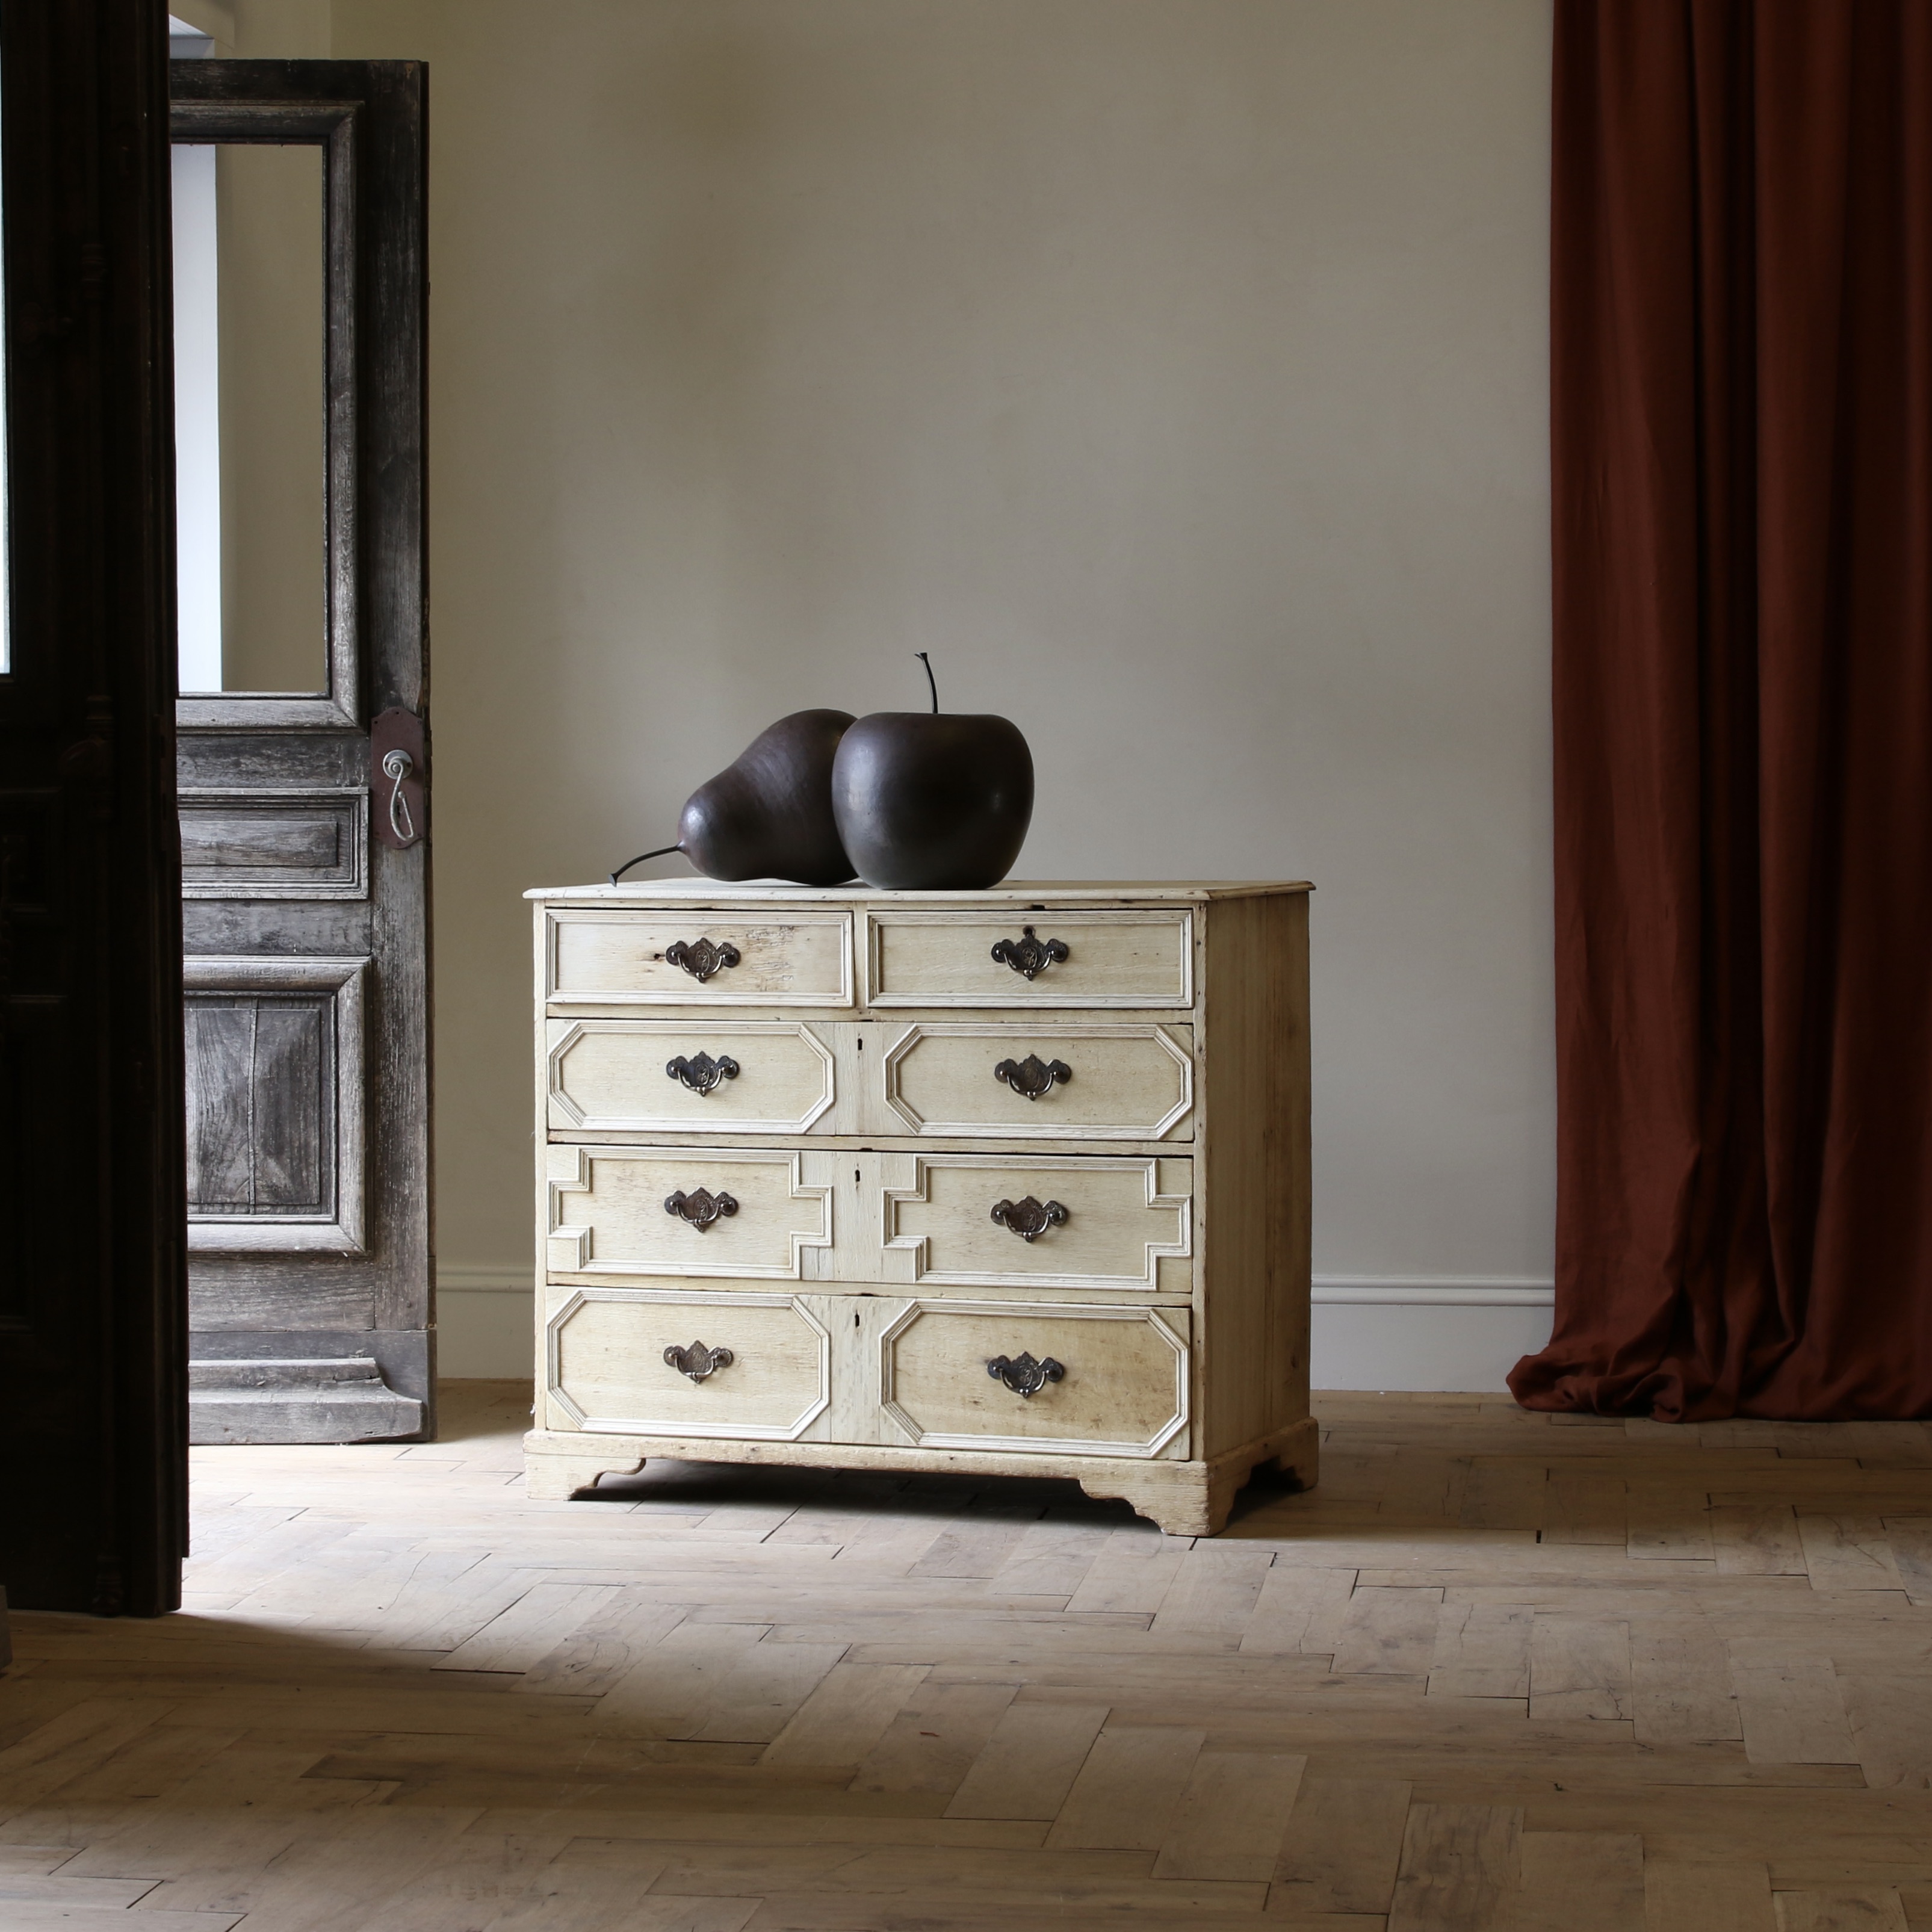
(916, 651), (938, 713)
(609, 842), (683, 887)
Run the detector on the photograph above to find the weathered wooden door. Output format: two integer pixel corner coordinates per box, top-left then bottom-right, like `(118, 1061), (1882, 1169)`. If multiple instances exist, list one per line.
(170, 60), (433, 1444)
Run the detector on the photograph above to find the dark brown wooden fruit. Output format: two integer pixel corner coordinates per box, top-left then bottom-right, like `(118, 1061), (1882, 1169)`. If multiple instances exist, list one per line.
(678, 710), (858, 885)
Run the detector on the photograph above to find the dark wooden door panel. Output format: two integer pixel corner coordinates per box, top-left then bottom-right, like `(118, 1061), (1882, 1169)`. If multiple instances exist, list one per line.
(183, 957), (365, 1248)
(171, 60), (430, 1446)
(0, 0), (189, 1614)
(179, 788), (370, 898)
(185, 997), (333, 1213)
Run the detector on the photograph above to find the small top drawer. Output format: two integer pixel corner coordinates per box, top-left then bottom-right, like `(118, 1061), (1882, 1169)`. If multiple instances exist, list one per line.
(547, 908), (854, 1008)
(864, 911), (1194, 1009)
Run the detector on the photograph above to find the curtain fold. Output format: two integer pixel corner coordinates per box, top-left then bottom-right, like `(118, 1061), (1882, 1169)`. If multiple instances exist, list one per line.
(1511, 0), (1932, 1420)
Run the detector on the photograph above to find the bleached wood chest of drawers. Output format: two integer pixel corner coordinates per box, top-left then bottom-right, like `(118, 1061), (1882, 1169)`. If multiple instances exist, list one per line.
(522, 880), (1316, 1535)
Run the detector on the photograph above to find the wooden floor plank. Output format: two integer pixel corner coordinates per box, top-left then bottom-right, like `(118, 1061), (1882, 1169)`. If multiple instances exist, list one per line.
(1631, 1618), (1743, 1747)
(1331, 1585), (1444, 1677)
(1800, 1519), (1908, 1596)
(1504, 1830), (1645, 1931)
(1546, 1473), (1628, 1547)
(758, 1662), (930, 1768)
(1240, 1564), (1358, 1657)
(1042, 1724), (1205, 1850)
(1529, 1615), (1633, 1723)
(1732, 1663), (1857, 1766)
(1773, 1889), (1911, 1932)
(846, 1679), (1019, 1798)
(1430, 1602), (1532, 1699)
(1644, 1859), (1777, 1932)
(1150, 1747), (1303, 1880)
(1273, 1775), (1413, 1913)
(943, 1701), (1109, 1821)
(1387, 1802), (1522, 1932)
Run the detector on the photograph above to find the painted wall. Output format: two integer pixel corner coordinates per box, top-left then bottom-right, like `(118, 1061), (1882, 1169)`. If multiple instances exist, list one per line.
(202, 0), (1559, 1387)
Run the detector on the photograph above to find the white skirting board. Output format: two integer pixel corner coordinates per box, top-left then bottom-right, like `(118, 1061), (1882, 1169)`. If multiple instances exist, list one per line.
(1310, 1274), (1553, 1392)
(435, 1266), (1556, 1393)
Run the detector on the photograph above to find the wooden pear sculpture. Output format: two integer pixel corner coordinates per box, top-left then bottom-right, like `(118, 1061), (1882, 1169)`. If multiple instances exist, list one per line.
(609, 709), (858, 886)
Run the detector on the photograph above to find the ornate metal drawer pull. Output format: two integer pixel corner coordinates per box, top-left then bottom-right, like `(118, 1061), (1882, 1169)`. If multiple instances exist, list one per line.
(666, 1051), (740, 1095)
(993, 1054), (1071, 1100)
(664, 1340), (734, 1382)
(664, 938), (741, 983)
(664, 1187), (738, 1230)
(990, 926), (1069, 979)
(990, 1196), (1068, 1241)
(987, 1351), (1065, 1398)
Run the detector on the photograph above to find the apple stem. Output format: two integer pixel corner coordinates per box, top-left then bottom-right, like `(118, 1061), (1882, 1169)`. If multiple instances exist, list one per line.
(608, 842), (684, 887)
(916, 651), (939, 713)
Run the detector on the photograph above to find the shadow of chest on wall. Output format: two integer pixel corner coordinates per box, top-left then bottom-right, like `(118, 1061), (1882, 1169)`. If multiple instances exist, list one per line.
(524, 880), (1316, 1536)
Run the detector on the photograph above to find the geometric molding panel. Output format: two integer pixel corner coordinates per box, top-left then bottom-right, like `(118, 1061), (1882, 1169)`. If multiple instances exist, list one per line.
(879, 1299), (1188, 1458)
(182, 954), (367, 1254)
(546, 1286), (831, 1440)
(880, 1021), (1194, 1141)
(882, 1153), (1192, 1293)
(546, 1019), (836, 1136)
(178, 787), (369, 900)
(546, 1144), (834, 1281)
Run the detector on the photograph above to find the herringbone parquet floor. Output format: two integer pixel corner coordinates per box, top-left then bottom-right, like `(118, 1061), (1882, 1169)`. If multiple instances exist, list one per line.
(5, 1383), (1932, 1930)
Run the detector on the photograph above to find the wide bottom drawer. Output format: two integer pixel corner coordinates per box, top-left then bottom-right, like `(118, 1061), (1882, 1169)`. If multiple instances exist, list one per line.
(542, 1289), (1190, 1460)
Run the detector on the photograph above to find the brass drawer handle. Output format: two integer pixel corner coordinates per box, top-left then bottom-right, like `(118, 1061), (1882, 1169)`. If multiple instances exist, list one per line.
(664, 1340), (734, 1381)
(991, 1196), (1068, 1242)
(666, 1051), (740, 1095)
(664, 938), (741, 982)
(988, 1351), (1064, 1398)
(664, 1187), (738, 1230)
(994, 1054), (1071, 1100)
(990, 926), (1069, 979)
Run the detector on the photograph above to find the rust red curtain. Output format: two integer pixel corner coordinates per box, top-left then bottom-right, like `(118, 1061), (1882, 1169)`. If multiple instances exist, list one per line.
(1511, 0), (1932, 1420)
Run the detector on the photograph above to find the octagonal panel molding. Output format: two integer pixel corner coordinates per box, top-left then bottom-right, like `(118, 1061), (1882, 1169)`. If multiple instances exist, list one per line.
(879, 1299), (1189, 1458)
(547, 1286), (831, 1440)
(546, 1018), (837, 1135)
(879, 1021), (1194, 1141)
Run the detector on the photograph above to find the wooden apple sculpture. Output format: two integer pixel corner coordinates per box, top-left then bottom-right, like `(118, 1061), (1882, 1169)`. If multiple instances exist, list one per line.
(608, 709), (858, 886)
(831, 657), (1033, 890)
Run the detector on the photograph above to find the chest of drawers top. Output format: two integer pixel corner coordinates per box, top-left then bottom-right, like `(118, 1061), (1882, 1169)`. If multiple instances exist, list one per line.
(532, 879), (1312, 1013)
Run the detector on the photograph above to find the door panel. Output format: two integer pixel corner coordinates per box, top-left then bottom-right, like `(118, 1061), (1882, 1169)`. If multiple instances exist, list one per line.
(172, 61), (430, 1443)
(179, 787), (369, 898)
(184, 956), (367, 1250)
(0, 0), (188, 1612)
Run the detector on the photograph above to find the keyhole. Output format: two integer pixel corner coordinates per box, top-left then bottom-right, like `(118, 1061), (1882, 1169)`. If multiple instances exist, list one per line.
(854, 1168), (861, 1186)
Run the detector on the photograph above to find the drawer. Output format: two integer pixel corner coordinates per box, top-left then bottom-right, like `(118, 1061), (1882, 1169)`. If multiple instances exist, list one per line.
(546, 908), (853, 1008)
(546, 1286), (830, 1439)
(863, 911), (1193, 1009)
(881, 1301), (1189, 1456)
(548, 1145), (832, 1280)
(547, 1020), (837, 1135)
(885, 1154), (1192, 1293)
(879, 1023), (1193, 1141)
(550, 1147), (1190, 1293)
